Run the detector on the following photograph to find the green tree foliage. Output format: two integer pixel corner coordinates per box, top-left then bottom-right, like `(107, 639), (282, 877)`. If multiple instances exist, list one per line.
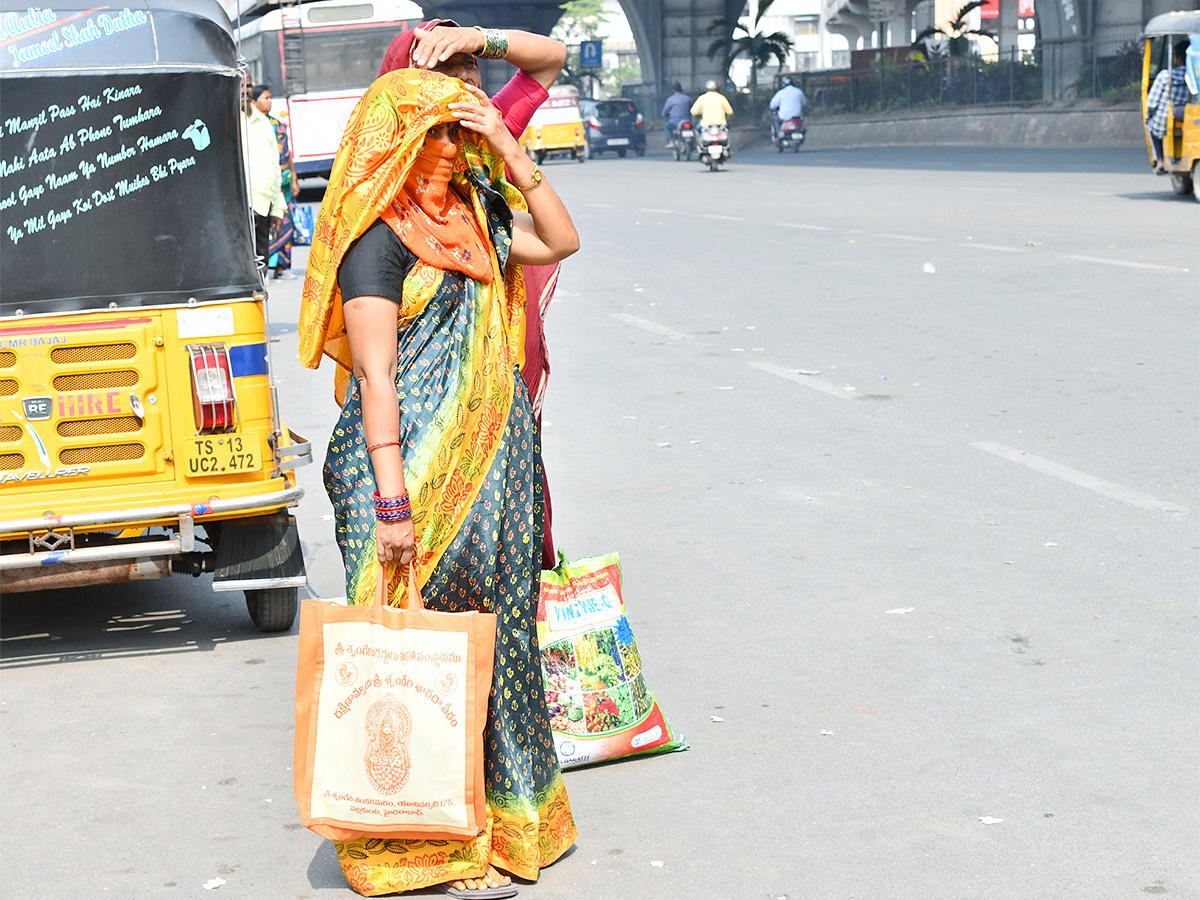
(552, 0), (609, 44)
(914, 0), (997, 58)
(707, 0), (794, 96)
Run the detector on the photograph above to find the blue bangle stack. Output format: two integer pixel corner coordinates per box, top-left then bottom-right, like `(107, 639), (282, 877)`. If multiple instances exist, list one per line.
(373, 490), (412, 522)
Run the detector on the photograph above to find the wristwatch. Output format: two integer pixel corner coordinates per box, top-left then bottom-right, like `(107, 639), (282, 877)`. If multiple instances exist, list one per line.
(517, 164), (542, 192)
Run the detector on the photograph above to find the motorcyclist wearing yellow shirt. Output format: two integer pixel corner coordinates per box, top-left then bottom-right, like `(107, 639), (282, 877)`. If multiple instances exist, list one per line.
(690, 79), (733, 126)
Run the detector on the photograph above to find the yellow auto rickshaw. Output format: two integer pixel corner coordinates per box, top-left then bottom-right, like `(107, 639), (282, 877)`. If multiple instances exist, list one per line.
(519, 84), (588, 164)
(1141, 12), (1200, 198)
(0, 0), (312, 630)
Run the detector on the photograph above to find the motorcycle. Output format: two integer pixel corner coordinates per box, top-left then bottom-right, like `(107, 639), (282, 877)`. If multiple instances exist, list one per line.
(773, 115), (806, 153)
(671, 120), (697, 161)
(699, 123), (731, 171)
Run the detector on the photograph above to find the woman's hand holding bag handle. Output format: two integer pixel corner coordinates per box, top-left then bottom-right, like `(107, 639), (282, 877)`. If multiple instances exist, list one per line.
(375, 560), (424, 611)
(294, 556), (497, 841)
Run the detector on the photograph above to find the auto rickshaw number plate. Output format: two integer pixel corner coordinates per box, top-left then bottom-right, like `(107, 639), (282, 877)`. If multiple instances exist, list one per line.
(184, 434), (263, 477)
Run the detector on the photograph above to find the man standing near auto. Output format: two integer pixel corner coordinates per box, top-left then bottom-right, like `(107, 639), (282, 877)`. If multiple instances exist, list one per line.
(769, 76), (806, 141)
(1146, 39), (1190, 173)
(690, 79), (733, 127)
(661, 81), (692, 147)
(242, 77), (286, 272)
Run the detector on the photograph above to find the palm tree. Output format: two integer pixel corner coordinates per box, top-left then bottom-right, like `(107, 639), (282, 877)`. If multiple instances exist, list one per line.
(707, 0), (794, 100)
(914, 0), (997, 58)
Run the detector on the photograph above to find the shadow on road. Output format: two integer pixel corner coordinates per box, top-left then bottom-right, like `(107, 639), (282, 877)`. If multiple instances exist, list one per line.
(0, 574), (293, 670)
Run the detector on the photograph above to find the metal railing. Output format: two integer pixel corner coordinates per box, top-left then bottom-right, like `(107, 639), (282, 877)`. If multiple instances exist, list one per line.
(794, 36), (1142, 117)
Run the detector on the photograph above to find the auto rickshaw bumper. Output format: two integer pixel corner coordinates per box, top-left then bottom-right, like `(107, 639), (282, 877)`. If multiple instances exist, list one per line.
(0, 483), (306, 593)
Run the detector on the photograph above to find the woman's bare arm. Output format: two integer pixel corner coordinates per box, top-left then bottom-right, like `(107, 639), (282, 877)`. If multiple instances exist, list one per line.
(343, 295), (415, 566)
(411, 26), (566, 89)
(450, 86), (579, 266)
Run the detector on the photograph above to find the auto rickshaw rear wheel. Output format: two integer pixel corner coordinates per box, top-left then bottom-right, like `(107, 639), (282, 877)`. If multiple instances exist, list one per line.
(246, 587), (298, 632)
(1170, 172), (1194, 196)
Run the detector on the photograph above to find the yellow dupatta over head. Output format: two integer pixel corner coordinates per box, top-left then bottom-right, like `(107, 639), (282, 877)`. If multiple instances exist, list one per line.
(298, 69), (534, 595)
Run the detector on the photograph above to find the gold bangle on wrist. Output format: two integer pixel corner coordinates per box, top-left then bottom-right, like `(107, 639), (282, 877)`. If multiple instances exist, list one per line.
(516, 163), (543, 192)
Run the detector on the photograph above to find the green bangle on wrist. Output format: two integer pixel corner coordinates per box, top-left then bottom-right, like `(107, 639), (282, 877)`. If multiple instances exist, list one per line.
(473, 26), (510, 59)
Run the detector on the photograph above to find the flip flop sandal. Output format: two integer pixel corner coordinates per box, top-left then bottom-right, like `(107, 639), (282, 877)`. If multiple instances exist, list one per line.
(436, 883), (519, 899)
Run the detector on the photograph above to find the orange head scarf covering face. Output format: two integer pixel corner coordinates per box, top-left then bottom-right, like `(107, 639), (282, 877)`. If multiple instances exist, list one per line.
(381, 135), (493, 282)
(297, 69), (528, 382)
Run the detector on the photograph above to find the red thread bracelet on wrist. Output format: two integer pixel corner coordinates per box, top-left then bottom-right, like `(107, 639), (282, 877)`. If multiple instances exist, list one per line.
(366, 441), (401, 452)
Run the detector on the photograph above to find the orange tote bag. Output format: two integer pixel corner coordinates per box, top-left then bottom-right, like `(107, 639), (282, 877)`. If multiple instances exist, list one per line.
(293, 566), (496, 841)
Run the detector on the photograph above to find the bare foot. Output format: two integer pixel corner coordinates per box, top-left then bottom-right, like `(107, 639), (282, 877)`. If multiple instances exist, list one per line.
(450, 865), (512, 891)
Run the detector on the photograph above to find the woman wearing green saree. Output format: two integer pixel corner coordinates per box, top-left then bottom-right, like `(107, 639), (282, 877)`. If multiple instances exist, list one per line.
(298, 70), (579, 897)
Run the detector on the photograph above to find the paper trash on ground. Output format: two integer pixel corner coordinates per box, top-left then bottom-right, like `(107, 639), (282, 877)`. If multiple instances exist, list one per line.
(203, 878), (227, 890)
(979, 817), (1004, 825)
(886, 607), (916, 615)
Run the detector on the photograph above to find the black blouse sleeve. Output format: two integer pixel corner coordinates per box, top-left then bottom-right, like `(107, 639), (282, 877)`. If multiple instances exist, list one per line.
(337, 219), (418, 304)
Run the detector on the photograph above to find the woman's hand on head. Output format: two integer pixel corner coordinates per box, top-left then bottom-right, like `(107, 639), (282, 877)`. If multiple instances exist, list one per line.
(449, 85), (519, 156)
(411, 26), (483, 69)
(377, 518), (416, 566)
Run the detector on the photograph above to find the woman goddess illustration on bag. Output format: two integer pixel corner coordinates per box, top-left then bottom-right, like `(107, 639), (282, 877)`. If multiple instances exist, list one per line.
(364, 695), (412, 794)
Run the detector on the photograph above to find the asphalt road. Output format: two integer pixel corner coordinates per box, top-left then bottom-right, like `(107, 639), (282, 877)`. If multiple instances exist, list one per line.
(3, 145), (1198, 900)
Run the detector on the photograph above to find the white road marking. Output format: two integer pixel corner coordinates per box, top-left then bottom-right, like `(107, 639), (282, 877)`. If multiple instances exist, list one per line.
(747, 361), (856, 399)
(874, 233), (935, 242)
(585, 202), (617, 208)
(639, 207), (675, 214)
(961, 187), (1017, 193)
(611, 313), (691, 341)
(778, 222), (833, 231)
(972, 442), (1187, 514)
(958, 242), (1028, 253)
(699, 213), (744, 221)
(1057, 254), (1188, 272)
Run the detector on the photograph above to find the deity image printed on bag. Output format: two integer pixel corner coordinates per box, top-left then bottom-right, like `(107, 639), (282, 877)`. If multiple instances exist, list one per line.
(364, 694), (412, 794)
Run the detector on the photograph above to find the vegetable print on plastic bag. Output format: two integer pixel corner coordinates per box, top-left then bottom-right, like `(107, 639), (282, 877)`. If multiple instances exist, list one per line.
(537, 552), (686, 768)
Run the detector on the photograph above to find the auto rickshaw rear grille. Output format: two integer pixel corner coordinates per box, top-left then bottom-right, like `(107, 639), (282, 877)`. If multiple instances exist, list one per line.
(0, 452), (24, 471)
(0, 425), (21, 443)
(50, 343), (137, 364)
(0, 378), (17, 397)
(57, 416), (142, 437)
(52, 370), (138, 391)
(59, 443), (145, 465)
(0, 351), (16, 369)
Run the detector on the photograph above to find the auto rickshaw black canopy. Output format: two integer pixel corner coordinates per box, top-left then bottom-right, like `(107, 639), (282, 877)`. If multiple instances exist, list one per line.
(0, 0), (261, 314)
(1143, 10), (1200, 37)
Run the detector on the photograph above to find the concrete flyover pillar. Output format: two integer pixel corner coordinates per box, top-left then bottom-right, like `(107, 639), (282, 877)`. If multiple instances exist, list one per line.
(824, 0), (875, 51)
(615, 0), (743, 113)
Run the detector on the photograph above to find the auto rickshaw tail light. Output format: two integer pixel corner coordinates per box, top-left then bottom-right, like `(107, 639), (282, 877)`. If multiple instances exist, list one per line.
(187, 344), (237, 434)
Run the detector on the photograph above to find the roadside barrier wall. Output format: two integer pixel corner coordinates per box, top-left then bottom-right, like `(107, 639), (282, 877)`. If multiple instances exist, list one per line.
(731, 104), (1146, 150)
